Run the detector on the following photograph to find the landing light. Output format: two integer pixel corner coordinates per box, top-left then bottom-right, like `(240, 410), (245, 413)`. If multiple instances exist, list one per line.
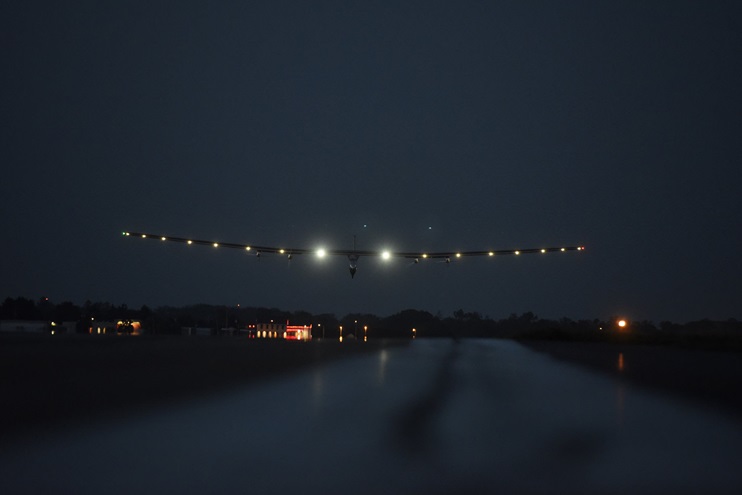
(316, 248), (326, 258)
(279, 249), (285, 254)
(515, 250), (520, 255)
(381, 251), (391, 260)
(455, 253), (461, 258)
(560, 248), (565, 252)
(141, 234), (146, 238)
(161, 237), (167, 241)
(488, 252), (494, 256)
(187, 240), (193, 245)
(540, 249), (546, 253)
(422, 253), (428, 258)
(213, 243), (219, 247)
(245, 246), (251, 251)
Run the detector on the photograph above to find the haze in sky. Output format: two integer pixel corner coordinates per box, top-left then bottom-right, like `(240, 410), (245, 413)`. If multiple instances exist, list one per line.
(2, 1), (740, 322)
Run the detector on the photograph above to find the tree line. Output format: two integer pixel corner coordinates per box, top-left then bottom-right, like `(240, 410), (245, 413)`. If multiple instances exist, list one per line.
(2, 296), (741, 348)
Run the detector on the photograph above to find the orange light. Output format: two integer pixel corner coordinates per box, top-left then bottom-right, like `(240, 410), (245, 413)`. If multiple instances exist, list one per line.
(617, 319), (627, 328)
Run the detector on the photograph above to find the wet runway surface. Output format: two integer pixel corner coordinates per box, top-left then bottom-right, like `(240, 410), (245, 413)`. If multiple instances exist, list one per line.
(2, 338), (741, 494)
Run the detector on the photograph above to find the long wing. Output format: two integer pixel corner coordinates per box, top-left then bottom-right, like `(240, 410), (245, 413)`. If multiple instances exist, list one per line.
(122, 231), (585, 259)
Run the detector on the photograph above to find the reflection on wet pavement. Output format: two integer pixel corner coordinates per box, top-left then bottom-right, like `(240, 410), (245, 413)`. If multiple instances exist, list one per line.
(2, 339), (741, 494)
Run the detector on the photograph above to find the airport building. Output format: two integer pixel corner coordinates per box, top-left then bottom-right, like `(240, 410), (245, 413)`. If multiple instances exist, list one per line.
(285, 324), (312, 341)
(88, 320), (142, 335)
(251, 322), (285, 339)
(1, 320), (81, 335)
(0, 320), (51, 333)
(248, 322), (312, 340)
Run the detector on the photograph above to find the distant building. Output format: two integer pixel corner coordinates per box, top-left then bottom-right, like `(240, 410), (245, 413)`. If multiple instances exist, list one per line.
(181, 327), (213, 336)
(0, 320), (140, 335)
(0, 320), (50, 333)
(116, 320), (142, 335)
(246, 322), (312, 340)
(251, 322), (285, 339)
(52, 321), (77, 334)
(285, 324), (312, 341)
(88, 320), (142, 335)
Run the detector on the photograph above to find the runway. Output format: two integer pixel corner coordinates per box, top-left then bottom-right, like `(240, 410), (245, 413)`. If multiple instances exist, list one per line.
(2, 338), (741, 494)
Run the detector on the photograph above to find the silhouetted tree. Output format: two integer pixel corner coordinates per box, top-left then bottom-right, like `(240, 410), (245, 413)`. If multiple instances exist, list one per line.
(1, 297), (38, 320)
(53, 301), (81, 322)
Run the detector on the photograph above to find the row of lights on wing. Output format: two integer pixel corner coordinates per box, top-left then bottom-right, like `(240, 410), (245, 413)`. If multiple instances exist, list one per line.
(125, 233), (584, 258)
(392, 246), (585, 259)
(127, 232), (244, 250)
(389, 247), (584, 259)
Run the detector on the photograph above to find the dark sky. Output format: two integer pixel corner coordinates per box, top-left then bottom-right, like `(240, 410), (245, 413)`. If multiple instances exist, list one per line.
(2, 1), (741, 322)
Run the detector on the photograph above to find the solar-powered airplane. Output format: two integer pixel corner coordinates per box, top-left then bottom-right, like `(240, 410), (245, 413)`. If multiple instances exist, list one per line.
(122, 231), (585, 278)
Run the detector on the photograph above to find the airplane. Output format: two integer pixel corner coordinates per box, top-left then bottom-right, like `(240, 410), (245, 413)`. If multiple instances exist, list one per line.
(122, 231), (585, 278)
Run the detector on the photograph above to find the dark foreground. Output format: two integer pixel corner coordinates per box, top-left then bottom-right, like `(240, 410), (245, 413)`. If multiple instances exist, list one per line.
(522, 340), (742, 420)
(2, 336), (741, 494)
(0, 334), (400, 441)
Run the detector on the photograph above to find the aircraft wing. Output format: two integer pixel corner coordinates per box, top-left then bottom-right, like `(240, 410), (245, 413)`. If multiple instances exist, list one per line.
(122, 231), (584, 260)
(123, 231), (319, 256)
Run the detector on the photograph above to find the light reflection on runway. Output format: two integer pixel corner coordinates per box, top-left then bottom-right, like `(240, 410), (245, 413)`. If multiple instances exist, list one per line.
(1, 339), (741, 494)
(310, 368), (324, 416)
(616, 352), (626, 425)
(377, 348), (389, 386)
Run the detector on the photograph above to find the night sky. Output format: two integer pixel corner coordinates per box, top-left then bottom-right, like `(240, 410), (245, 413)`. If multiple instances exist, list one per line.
(2, 1), (741, 322)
